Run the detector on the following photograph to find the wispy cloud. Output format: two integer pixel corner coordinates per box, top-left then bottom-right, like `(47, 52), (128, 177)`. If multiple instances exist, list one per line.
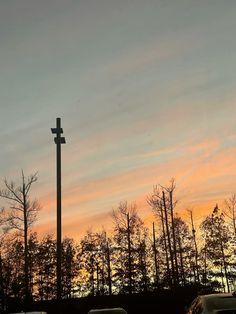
(32, 134), (236, 239)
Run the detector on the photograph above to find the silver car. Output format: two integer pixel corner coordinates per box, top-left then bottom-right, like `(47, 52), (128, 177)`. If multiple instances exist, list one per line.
(187, 293), (236, 314)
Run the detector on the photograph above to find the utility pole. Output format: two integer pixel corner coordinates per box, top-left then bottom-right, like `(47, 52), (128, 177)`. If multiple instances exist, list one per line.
(51, 117), (66, 300)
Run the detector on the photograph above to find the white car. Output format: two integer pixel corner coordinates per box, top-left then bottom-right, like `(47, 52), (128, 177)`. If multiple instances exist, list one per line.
(187, 293), (236, 314)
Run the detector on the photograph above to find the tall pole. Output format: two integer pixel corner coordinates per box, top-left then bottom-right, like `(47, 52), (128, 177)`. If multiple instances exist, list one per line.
(51, 117), (66, 300)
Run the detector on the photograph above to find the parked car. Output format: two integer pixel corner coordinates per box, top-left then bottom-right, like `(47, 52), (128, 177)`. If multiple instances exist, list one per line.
(10, 312), (47, 314)
(187, 292), (236, 314)
(88, 308), (127, 314)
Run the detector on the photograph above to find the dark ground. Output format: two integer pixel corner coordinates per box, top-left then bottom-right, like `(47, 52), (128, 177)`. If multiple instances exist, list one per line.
(6, 287), (199, 314)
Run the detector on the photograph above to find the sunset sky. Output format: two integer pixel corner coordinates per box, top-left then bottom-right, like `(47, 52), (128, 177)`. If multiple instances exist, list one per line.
(0, 0), (236, 239)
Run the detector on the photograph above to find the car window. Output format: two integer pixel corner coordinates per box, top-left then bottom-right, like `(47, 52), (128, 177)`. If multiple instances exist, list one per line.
(188, 297), (203, 314)
(206, 296), (236, 311)
(193, 300), (203, 314)
(216, 310), (236, 314)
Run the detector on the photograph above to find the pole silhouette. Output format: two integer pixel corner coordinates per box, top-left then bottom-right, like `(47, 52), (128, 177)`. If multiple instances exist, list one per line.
(51, 117), (66, 300)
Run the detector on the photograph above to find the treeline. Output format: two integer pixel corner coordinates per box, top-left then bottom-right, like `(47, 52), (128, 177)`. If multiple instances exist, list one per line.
(0, 174), (236, 305)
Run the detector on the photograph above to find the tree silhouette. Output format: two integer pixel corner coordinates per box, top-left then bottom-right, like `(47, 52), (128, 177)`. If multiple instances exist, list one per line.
(224, 194), (236, 237)
(0, 171), (40, 301)
(61, 238), (78, 298)
(200, 205), (231, 292)
(147, 181), (180, 287)
(112, 202), (145, 294)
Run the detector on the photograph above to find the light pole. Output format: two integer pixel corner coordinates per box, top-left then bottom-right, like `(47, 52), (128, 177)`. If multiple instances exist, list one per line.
(51, 117), (66, 300)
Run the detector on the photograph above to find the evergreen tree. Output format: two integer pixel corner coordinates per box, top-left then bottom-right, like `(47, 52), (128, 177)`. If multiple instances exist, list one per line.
(112, 202), (147, 294)
(200, 205), (232, 292)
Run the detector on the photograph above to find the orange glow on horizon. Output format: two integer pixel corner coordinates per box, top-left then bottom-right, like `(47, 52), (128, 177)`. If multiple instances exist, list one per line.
(32, 137), (236, 241)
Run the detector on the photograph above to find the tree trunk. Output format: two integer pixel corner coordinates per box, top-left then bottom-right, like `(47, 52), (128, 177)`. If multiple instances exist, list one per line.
(160, 202), (171, 287)
(162, 191), (175, 286)
(152, 222), (159, 286)
(190, 210), (199, 283)
(127, 213), (132, 294)
(0, 253), (5, 313)
(23, 180), (29, 301)
(220, 240), (230, 292)
(177, 234), (186, 286)
(107, 242), (112, 295)
(169, 190), (179, 285)
(96, 263), (99, 295)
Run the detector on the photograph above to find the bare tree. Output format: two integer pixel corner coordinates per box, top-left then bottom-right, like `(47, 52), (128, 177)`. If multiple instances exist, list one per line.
(147, 180), (180, 287)
(152, 222), (159, 286)
(224, 194), (236, 237)
(106, 239), (112, 295)
(0, 210), (8, 312)
(188, 209), (200, 283)
(147, 186), (171, 287)
(162, 179), (179, 285)
(0, 171), (40, 300)
(162, 190), (176, 285)
(112, 202), (145, 294)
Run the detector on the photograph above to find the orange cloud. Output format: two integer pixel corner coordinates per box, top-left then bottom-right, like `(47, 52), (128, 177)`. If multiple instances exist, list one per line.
(32, 135), (236, 240)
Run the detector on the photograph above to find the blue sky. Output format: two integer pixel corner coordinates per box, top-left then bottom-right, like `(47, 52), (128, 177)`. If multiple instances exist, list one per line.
(0, 0), (236, 238)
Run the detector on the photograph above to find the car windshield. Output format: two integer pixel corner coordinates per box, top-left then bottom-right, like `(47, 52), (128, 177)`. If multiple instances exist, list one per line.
(216, 310), (236, 314)
(206, 296), (236, 311)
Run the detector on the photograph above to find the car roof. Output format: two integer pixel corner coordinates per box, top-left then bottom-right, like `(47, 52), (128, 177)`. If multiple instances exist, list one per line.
(88, 308), (127, 314)
(199, 293), (236, 311)
(201, 293), (234, 299)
